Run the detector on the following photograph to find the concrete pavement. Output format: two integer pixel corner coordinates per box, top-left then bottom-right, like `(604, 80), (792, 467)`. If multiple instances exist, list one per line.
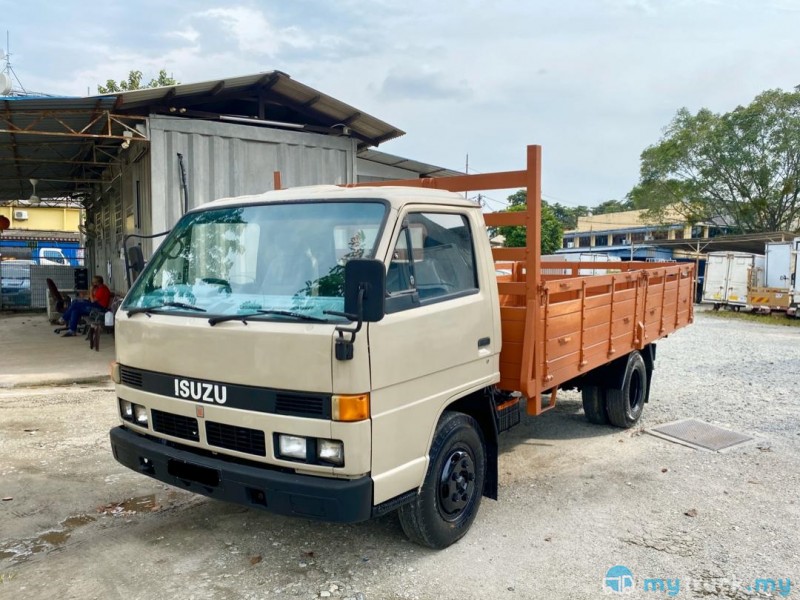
(0, 312), (114, 387)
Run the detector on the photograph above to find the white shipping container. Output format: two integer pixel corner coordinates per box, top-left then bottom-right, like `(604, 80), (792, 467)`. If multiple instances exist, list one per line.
(702, 252), (764, 307)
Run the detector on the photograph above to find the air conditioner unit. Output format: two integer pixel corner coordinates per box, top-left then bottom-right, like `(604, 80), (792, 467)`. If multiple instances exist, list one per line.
(14, 209), (28, 220)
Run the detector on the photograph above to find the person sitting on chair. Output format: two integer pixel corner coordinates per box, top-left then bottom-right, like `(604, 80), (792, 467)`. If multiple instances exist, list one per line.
(60, 275), (112, 337)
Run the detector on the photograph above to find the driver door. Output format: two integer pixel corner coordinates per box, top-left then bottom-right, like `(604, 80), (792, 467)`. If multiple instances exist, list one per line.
(368, 208), (498, 504)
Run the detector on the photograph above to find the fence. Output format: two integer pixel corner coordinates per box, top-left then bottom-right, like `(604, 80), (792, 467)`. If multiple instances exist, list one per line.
(1, 247), (87, 311)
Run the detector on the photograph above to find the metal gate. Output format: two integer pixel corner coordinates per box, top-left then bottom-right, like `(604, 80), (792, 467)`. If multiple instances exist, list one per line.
(1, 247), (85, 311)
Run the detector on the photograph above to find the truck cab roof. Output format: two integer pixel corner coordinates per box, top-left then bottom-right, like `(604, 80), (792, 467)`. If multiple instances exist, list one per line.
(199, 185), (480, 212)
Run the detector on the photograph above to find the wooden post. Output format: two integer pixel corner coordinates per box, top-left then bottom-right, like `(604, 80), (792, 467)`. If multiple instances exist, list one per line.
(523, 145), (543, 412)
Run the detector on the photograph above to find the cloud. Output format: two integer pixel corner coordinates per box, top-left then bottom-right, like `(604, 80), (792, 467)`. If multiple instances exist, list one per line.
(167, 26), (200, 44)
(768, 0), (800, 10)
(378, 68), (473, 102)
(616, 0), (659, 13)
(68, 43), (217, 96)
(195, 6), (314, 57)
(8, 0), (798, 206)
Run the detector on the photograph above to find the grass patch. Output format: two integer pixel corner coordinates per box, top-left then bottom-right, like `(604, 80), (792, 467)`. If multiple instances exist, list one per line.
(703, 308), (800, 327)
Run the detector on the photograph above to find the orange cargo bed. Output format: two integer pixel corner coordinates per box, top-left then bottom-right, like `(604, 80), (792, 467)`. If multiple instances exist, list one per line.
(494, 259), (693, 411)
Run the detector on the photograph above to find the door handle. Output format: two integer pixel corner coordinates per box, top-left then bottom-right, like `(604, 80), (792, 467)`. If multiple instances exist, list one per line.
(477, 337), (491, 348)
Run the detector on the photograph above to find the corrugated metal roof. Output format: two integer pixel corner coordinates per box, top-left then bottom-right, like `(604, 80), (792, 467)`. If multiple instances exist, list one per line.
(0, 71), (406, 202)
(646, 231), (796, 255)
(358, 149), (462, 178)
(114, 71), (404, 147)
(559, 232), (795, 255)
(0, 95), (122, 200)
(0, 228), (81, 242)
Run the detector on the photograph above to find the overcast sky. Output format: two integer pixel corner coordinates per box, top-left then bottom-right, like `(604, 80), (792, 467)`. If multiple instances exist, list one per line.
(2, 0), (798, 209)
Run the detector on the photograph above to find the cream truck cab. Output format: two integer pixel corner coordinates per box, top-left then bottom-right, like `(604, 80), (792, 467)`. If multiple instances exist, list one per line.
(110, 146), (694, 548)
(111, 184), (504, 548)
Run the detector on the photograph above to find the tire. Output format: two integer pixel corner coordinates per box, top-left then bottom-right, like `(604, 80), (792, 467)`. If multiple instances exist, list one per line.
(581, 385), (609, 425)
(397, 411), (486, 549)
(606, 351), (648, 428)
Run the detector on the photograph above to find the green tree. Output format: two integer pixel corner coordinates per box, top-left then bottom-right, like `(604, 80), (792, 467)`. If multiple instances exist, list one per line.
(591, 199), (633, 215)
(497, 190), (563, 254)
(550, 202), (590, 230)
(629, 88), (800, 233)
(98, 69), (179, 93)
(507, 190), (527, 207)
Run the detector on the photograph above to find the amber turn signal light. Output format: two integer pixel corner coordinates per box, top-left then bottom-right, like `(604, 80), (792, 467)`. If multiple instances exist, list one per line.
(332, 394), (370, 422)
(110, 361), (121, 384)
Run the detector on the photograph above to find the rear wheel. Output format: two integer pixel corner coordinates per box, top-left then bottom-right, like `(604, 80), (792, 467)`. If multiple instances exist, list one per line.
(581, 385), (609, 425)
(606, 351), (648, 428)
(398, 412), (486, 549)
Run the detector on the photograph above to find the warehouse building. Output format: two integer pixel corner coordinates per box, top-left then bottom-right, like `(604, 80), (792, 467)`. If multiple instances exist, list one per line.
(0, 71), (458, 293)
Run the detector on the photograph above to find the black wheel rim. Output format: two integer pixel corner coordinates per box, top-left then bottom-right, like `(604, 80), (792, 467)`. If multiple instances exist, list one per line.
(438, 448), (476, 521)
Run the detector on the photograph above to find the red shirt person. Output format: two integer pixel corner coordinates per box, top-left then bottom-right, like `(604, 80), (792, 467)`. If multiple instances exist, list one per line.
(61, 275), (112, 336)
(91, 277), (112, 309)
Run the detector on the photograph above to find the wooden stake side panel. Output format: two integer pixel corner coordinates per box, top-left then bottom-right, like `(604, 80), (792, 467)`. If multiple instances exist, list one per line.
(497, 262), (694, 398)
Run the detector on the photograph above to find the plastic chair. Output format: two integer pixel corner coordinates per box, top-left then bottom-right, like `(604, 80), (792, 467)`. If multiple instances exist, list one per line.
(47, 278), (72, 330)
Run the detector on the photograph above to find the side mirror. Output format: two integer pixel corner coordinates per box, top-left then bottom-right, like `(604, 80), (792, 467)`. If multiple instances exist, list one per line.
(344, 259), (386, 322)
(128, 246), (145, 281)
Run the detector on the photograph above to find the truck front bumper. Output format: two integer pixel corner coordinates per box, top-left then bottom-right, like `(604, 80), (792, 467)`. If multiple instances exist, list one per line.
(110, 426), (373, 523)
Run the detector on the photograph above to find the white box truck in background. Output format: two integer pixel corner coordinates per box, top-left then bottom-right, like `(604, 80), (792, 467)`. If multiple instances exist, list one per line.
(702, 251), (764, 310)
(765, 242), (793, 288)
(748, 240), (797, 314)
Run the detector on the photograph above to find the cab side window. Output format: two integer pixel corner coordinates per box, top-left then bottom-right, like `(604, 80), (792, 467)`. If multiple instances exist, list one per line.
(386, 212), (478, 311)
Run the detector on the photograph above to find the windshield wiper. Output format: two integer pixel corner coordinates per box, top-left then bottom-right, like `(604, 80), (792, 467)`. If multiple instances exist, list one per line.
(208, 312), (260, 326)
(256, 309), (328, 322)
(208, 309), (329, 326)
(127, 302), (207, 317)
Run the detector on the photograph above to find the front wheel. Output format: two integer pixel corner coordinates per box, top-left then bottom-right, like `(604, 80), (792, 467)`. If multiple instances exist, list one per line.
(605, 351), (648, 428)
(398, 412), (486, 549)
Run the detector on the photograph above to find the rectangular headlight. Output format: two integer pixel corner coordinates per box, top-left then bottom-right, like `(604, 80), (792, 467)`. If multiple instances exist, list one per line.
(278, 434), (307, 460)
(120, 399), (133, 420)
(133, 405), (149, 427)
(318, 439), (344, 466)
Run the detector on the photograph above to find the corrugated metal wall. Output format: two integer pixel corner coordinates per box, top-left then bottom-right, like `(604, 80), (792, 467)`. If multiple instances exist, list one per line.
(86, 117), (357, 293)
(148, 116), (357, 237)
(86, 148), (151, 293)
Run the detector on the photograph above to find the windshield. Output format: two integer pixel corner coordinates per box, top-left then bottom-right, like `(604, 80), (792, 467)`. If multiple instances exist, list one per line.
(1, 263), (31, 279)
(41, 250), (66, 264)
(123, 201), (387, 322)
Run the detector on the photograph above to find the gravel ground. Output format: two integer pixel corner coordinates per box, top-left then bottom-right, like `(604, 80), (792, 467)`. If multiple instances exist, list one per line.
(1, 308), (798, 599)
